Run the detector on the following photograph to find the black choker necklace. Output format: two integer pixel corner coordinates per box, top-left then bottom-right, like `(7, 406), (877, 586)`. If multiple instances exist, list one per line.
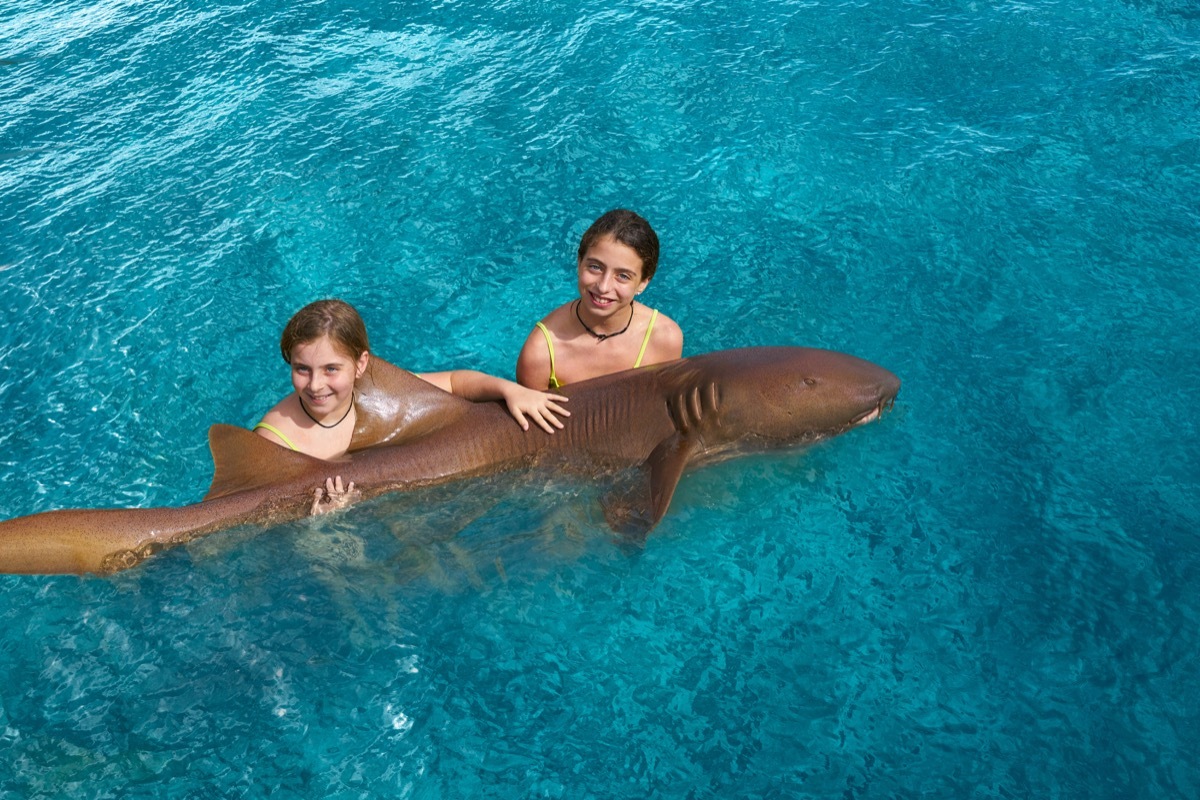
(575, 299), (634, 342)
(299, 393), (354, 429)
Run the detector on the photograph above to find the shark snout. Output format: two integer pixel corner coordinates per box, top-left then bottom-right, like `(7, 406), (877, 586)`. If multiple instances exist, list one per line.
(852, 369), (900, 426)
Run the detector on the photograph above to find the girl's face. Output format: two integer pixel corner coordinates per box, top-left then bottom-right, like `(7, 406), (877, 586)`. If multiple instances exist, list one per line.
(576, 234), (650, 317)
(289, 335), (368, 414)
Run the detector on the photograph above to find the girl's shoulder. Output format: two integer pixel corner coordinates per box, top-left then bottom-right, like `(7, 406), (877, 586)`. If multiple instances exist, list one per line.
(647, 305), (682, 336)
(516, 302), (575, 388)
(643, 304), (684, 361)
(254, 394), (305, 448)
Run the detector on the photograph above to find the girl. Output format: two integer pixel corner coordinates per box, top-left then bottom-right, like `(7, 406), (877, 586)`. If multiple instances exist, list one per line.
(255, 298), (570, 460)
(515, 209), (683, 389)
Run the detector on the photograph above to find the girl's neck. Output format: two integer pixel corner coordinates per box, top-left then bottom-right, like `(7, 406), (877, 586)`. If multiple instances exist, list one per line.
(575, 299), (636, 340)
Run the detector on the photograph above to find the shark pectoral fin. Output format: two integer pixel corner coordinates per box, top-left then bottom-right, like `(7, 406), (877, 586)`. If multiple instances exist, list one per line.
(647, 434), (699, 526)
(204, 424), (333, 500)
(601, 435), (698, 536)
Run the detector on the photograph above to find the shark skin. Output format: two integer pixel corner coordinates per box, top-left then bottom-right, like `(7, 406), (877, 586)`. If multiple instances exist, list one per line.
(0, 348), (900, 575)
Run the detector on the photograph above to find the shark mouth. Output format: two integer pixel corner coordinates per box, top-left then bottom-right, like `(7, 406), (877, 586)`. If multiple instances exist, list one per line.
(852, 395), (896, 426)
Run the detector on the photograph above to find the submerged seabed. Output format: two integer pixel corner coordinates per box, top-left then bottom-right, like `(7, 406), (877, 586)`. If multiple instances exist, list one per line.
(1, 0), (1198, 797)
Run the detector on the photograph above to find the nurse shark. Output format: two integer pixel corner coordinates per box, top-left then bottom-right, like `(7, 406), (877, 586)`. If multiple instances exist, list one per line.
(0, 347), (900, 575)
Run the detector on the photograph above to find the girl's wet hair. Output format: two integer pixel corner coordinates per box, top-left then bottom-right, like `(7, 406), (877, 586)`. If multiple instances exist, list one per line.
(279, 299), (370, 364)
(577, 209), (660, 281)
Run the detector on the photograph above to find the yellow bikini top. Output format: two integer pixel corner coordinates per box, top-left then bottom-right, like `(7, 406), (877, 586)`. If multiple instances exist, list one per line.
(252, 422), (299, 451)
(536, 308), (659, 389)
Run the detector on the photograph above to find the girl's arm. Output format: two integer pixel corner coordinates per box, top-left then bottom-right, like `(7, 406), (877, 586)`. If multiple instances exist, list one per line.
(417, 370), (569, 433)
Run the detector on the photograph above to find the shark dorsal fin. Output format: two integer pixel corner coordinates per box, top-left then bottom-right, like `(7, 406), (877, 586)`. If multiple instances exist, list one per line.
(204, 424), (333, 500)
(351, 357), (474, 450)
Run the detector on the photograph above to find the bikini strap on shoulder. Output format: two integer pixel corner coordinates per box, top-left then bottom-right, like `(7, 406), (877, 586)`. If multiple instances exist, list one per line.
(252, 421), (300, 452)
(634, 308), (659, 368)
(535, 321), (560, 389)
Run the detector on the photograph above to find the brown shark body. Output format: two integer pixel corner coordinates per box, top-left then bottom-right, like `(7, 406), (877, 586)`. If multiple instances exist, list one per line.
(0, 347), (899, 575)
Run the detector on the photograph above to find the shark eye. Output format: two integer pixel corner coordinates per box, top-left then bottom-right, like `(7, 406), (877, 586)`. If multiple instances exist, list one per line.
(804, 378), (817, 387)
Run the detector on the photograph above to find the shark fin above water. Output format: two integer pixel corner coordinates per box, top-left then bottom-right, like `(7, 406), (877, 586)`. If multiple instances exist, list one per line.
(204, 424), (340, 501)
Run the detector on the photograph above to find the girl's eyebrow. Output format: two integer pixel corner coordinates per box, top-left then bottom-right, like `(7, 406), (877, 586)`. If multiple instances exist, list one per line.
(292, 360), (345, 370)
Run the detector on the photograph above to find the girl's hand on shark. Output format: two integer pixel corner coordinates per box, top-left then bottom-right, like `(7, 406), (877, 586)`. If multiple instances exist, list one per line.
(310, 475), (362, 516)
(504, 387), (570, 434)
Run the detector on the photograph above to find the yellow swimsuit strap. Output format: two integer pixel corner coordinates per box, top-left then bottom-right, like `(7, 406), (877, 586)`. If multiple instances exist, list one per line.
(535, 321), (561, 388)
(539, 308), (658, 387)
(252, 422), (300, 452)
(633, 308), (659, 368)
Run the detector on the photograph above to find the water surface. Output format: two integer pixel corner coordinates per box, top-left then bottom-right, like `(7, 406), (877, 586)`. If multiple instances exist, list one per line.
(1, 0), (1198, 797)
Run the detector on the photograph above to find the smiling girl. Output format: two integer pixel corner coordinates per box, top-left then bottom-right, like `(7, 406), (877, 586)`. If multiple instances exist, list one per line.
(516, 209), (683, 389)
(255, 299), (568, 462)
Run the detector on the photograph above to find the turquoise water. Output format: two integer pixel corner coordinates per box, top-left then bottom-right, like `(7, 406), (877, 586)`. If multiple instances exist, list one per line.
(2, 0), (1199, 796)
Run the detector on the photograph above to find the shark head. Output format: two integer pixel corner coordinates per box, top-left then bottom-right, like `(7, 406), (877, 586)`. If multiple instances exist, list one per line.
(662, 347), (900, 449)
